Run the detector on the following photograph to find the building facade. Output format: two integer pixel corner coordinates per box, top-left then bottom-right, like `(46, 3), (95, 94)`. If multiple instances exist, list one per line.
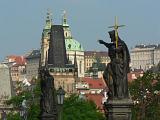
(84, 51), (110, 72)
(154, 46), (160, 65)
(2, 55), (26, 82)
(26, 50), (40, 81)
(47, 24), (78, 94)
(130, 44), (160, 71)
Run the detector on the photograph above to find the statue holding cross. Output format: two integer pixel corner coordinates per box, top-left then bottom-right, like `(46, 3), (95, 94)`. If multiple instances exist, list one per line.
(98, 17), (130, 99)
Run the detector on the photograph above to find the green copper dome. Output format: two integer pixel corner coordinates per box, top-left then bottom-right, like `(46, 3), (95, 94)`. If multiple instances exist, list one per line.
(65, 38), (84, 51)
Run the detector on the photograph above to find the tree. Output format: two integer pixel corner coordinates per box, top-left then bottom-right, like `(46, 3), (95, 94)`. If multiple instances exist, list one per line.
(129, 71), (160, 120)
(87, 56), (106, 73)
(6, 80), (105, 120)
(62, 94), (105, 120)
(6, 79), (41, 120)
(96, 57), (106, 71)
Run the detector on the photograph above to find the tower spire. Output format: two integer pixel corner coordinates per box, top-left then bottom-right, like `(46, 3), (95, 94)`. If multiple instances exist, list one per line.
(44, 9), (52, 30)
(41, 9), (52, 66)
(62, 10), (72, 39)
(62, 10), (67, 25)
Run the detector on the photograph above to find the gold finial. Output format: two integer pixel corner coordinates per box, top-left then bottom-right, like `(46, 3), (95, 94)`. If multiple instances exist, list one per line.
(108, 16), (125, 48)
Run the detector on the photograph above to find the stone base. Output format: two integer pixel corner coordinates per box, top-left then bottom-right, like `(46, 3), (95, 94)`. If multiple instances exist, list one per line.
(104, 99), (133, 120)
(40, 113), (57, 120)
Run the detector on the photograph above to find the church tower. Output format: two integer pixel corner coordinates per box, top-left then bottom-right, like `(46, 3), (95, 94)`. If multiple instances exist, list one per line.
(62, 10), (72, 39)
(40, 10), (52, 66)
(62, 11), (85, 77)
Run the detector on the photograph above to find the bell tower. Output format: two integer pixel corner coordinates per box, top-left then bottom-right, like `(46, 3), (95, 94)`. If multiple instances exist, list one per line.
(62, 10), (72, 39)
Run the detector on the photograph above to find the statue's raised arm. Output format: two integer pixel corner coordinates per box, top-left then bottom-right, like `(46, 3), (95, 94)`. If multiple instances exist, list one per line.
(98, 39), (113, 48)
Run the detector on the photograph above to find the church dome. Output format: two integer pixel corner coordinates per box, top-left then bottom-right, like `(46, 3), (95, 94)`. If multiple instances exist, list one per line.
(65, 38), (84, 51)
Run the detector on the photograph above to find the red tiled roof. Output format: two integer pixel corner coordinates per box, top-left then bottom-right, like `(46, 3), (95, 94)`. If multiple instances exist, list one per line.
(85, 94), (104, 112)
(127, 70), (144, 82)
(82, 77), (106, 89)
(8, 55), (26, 66)
(15, 56), (26, 65)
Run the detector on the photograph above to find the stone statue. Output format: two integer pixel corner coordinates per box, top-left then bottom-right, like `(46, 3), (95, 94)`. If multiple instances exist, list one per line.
(39, 67), (57, 119)
(20, 98), (27, 120)
(98, 30), (130, 99)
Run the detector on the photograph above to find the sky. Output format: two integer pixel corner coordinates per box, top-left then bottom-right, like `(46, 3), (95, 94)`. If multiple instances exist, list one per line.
(0, 0), (160, 61)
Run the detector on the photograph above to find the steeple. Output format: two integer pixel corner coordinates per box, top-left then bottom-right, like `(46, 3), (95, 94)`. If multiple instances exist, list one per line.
(62, 10), (68, 26)
(44, 9), (52, 30)
(40, 9), (52, 66)
(62, 10), (72, 39)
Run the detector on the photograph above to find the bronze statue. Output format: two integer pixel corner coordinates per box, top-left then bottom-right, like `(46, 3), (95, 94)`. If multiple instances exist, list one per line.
(98, 30), (130, 99)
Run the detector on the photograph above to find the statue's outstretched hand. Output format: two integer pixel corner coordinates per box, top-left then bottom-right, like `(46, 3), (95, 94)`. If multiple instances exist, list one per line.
(98, 40), (105, 44)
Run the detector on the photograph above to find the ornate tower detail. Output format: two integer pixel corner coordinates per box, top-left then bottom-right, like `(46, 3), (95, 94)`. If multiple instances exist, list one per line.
(62, 10), (72, 39)
(74, 52), (78, 77)
(41, 10), (52, 66)
(62, 10), (85, 77)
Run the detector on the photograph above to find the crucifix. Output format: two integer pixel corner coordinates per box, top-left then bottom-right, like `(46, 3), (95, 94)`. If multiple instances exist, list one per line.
(108, 16), (125, 48)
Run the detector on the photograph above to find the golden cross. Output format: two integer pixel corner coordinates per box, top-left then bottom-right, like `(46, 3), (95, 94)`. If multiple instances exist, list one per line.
(108, 16), (125, 48)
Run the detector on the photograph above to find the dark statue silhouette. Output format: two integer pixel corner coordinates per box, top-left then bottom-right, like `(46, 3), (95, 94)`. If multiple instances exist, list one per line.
(98, 30), (130, 99)
(39, 67), (57, 120)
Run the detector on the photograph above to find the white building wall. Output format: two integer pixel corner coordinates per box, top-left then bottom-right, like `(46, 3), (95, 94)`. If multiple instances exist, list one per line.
(66, 51), (84, 77)
(0, 64), (12, 100)
(154, 48), (160, 65)
(131, 47), (156, 70)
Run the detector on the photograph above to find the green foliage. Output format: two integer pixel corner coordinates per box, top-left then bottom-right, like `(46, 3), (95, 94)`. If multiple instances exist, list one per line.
(6, 79), (41, 120)
(87, 56), (106, 73)
(6, 79), (105, 120)
(27, 104), (40, 120)
(129, 72), (160, 120)
(6, 90), (32, 108)
(95, 57), (106, 71)
(62, 94), (105, 120)
(6, 112), (21, 120)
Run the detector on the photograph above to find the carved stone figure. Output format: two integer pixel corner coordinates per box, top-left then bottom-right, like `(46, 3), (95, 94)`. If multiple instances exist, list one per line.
(98, 30), (130, 99)
(39, 67), (57, 119)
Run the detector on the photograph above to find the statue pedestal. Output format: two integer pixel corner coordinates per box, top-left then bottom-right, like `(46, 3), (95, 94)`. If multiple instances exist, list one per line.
(40, 113), (57, 120)
(104, 99), (133, 120)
